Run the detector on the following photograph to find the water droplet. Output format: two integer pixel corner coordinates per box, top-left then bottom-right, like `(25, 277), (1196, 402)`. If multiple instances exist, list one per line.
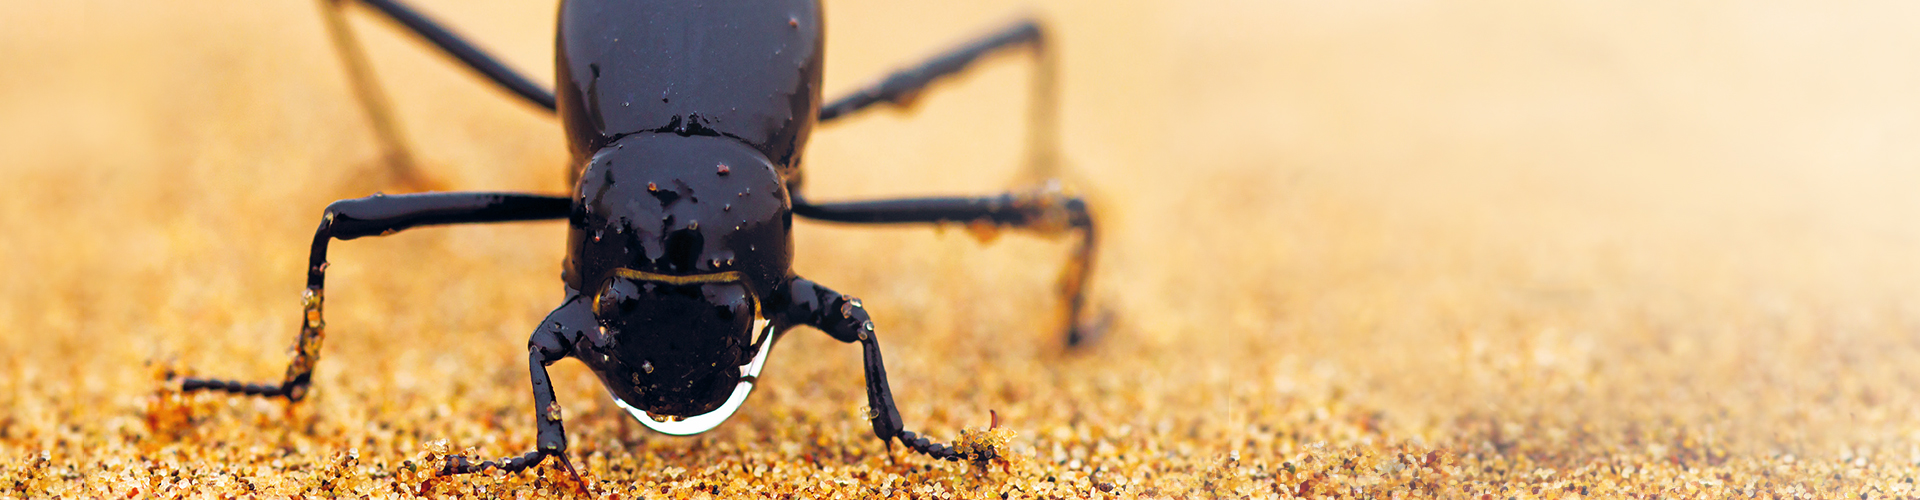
(592, 230), (603, 242)
(647, 182), (659, 192)
(723, 204), (731, 211)
(688, 221), (699, 230)
(641, 360), (655, 374)
(716, 163), (730, 176)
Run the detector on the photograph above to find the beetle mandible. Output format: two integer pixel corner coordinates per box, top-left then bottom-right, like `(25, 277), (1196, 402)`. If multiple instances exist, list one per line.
(175, 0), (1101, 484)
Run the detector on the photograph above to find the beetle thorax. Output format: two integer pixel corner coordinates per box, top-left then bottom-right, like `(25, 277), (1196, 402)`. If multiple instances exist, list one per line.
(564, 133), (794, 301)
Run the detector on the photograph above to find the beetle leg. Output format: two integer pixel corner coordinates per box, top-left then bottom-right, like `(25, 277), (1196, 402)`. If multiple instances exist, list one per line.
(315, 0), (556, 188)
(177, 192), (571, 402)
(315, 0), (429, 190)
(800, 18), (1106, 345)
(792, 187), (1107, 347)
(779, 277), (965, 461)
(331, 0), (557, 112)
(817, 17), (1061, 180)
(434, 315), (590, 497)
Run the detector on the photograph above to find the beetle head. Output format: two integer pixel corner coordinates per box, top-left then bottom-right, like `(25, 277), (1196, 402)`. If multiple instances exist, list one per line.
(582, 269), (768, 424)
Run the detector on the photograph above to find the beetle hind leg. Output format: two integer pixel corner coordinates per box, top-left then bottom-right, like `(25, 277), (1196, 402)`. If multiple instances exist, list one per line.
(317, 0), (434, 191)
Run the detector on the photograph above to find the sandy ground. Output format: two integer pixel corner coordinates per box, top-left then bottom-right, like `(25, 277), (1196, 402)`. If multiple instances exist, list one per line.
(7, 0), (1920, 498)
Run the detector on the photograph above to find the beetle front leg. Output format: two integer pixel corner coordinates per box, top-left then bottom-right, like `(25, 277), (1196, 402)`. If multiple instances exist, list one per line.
(433, 298), (590, 495)
(781, 277), (969, 461)
(433, 348), (587, 492)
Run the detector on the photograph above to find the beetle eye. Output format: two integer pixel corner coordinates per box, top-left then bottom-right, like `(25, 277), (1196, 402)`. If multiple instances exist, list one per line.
(595, 278), (643, 317)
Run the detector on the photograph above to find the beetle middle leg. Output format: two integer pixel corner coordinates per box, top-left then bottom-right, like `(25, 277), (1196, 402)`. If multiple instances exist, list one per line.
(792, 188), (1104, 346)
(177, 192), (569, 400)
(176, 191), (594, 492)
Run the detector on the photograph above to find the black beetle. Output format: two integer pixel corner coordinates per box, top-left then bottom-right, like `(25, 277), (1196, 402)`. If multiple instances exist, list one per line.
(176, 0), (1100, 486)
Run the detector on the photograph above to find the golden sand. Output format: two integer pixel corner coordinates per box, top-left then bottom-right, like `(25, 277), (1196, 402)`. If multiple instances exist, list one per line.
(7, 1), (1920, 498)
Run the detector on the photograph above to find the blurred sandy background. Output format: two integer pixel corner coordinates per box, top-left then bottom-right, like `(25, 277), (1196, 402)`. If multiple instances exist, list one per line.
(6, 0), (1920, 497)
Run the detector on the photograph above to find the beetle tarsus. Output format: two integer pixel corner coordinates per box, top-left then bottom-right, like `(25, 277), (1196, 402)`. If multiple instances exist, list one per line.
(898, 430), (962, 461)
(437, 450), (578, 481)
(177, 378), (290, 398)
(438, 450), (543, 475)
(431, 449), (590, 496)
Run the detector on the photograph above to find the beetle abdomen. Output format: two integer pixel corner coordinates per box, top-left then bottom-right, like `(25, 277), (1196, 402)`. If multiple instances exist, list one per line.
(556, 0), (824, 173)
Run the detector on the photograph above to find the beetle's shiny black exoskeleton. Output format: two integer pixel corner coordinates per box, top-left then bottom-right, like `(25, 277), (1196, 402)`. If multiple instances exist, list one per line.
(175, 0), (1099, 488)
